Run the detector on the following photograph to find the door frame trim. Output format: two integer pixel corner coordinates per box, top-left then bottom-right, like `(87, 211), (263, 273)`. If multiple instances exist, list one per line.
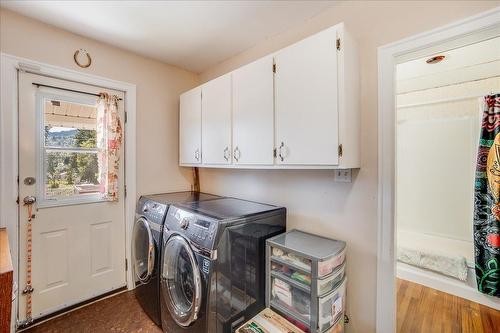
(377, 7), (500, 333)
(0, 52), (137, 329)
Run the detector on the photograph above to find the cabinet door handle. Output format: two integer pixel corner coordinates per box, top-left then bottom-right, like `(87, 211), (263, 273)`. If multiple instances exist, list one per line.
(278, 142), (285, 161)
(223, 147), (230, 161)
(194, 149), (200, 161)
(234, 146), (241, 162)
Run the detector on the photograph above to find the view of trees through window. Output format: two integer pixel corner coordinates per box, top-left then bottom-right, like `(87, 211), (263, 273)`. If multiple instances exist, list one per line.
(44, 126), (100, 199)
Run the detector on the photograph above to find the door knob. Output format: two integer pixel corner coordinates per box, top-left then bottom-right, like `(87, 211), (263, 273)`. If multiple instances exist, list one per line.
(23, 196), (36, 205)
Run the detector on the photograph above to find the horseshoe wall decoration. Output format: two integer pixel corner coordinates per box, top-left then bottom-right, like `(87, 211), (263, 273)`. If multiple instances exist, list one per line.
(73, 49), (92, 68)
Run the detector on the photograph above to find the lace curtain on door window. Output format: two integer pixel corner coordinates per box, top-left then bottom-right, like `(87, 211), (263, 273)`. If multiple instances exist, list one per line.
(96, 93), (123, 201)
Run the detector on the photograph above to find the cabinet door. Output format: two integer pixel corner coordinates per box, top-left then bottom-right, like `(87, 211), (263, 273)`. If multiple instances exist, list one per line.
(202, 74), (232, 165)
(232, 56), (274, 165)
(275, 27), (339, 165)
(179, 87), (202, 165)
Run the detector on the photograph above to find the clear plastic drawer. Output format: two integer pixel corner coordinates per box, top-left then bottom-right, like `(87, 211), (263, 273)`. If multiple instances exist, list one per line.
(318, 247), (346, 277)
(271, 261), (312, 286)
(271, 260), (345, 297)
(270, 275), (311, 323)
(318, 278), (346, 332)
(270, 245), (346, 278)
(270, 275), (346, 332)
(317, 262), (345, 296)
(271, 246), (312, 272)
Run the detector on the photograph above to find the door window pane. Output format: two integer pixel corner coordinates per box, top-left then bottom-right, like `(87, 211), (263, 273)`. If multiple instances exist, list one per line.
(45, 127), (97, 149)
(44, 151), (100, 200)
(39, 93), (104, 205)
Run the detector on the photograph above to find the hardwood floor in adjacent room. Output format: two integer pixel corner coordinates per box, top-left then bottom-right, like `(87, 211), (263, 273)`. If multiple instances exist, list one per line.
(24, 291), (161, 333)
(397, 278), (500, 333)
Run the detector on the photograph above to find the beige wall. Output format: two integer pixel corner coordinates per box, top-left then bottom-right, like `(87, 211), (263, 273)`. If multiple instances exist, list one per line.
(0, 8), (199, 196)
(198, 2), (499, 332)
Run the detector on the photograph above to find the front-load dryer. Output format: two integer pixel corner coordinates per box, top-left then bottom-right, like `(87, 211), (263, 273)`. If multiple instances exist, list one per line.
(160, 197), (286, 333)
(132, 192), (220, 327)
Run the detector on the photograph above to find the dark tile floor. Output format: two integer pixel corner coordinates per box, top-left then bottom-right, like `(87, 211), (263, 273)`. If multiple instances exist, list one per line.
(24, 291), (162, 333)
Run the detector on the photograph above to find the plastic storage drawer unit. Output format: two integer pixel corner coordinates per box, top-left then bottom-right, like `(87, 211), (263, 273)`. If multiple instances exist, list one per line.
(266, 229), (347, 333)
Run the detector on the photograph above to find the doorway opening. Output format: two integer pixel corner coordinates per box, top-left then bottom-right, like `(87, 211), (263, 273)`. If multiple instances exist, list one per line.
(395, 36), (500, 332)
(376, 8), (500, 333)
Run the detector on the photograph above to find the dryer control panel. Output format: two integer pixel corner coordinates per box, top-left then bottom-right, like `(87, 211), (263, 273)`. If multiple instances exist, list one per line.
(137, 197), (167, 225)
(165, 206), (218, 251)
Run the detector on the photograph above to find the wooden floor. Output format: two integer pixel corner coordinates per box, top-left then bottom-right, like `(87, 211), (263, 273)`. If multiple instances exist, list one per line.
(24, 291), (161, 333)
(397, 278), (500, 333)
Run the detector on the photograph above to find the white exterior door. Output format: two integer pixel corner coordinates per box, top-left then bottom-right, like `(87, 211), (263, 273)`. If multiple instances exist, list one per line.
(201, 73), (232, 165)
(17, 73), (126, 322)
(179, 87), (202, 165)
(274, 26), (340, 165)
(232, 56), (274, 165)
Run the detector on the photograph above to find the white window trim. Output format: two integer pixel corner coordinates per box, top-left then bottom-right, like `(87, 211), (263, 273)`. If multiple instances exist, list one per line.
(377, 7), (500, 333)
(0, 53), (137, 333)
(36, 90), (105, 208)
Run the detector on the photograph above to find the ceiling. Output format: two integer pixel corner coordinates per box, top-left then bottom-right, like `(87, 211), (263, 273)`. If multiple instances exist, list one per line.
(1, 1), (336, 73)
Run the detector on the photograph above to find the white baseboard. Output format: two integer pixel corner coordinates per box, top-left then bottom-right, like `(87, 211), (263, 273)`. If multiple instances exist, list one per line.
(397, 262), (500, 310)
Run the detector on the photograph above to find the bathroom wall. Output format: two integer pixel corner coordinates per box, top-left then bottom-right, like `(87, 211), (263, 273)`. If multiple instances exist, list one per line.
(196, 2), (500, 332)
(396, 37), (500, 261)
(397, 78), (500, 243)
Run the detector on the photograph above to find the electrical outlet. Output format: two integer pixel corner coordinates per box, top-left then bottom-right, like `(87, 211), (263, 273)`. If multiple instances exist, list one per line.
(334, 169), (352, 183)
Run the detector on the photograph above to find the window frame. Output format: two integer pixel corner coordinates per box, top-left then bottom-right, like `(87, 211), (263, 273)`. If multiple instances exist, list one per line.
(36, 91), (106, 208)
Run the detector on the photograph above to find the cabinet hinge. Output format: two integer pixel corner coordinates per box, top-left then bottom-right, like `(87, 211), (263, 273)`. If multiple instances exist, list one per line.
(336, 38), (341, 51)
(272, 63), (276, 73)
(125, 259), (128, 271)
(338, 144), (343, 157)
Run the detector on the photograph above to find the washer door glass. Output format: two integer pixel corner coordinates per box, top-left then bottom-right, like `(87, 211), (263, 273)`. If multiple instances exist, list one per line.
(132, 218), (155, 284)
(162, 235), (202, 327)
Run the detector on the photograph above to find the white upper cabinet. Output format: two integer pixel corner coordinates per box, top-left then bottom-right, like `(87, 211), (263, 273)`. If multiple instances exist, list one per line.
(274, 26), (339, 165)
(232, 56), (274, 165)
(201, 73), (232, 165)
(179, 23), (359, 169)
(179, 87), (202, 165)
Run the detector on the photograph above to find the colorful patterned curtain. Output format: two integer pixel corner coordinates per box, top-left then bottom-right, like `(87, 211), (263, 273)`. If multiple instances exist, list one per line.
(474, 94), (500, 297)
(96, 93), (123, 201)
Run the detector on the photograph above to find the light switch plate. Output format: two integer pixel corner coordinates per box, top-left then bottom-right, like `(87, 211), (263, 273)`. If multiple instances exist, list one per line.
(334, 169), (352, 183)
